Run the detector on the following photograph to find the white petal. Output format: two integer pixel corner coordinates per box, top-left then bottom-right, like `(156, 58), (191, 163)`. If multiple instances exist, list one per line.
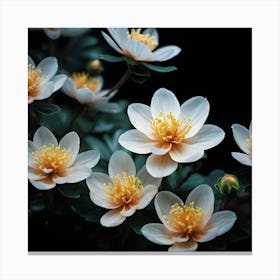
(149, 46), (181, 62)
(186, 125), (225, 150)
(141, 223), (176, 245)
(168, 240), (198, 252)
(107, 28), (128, 50)
(28, 140), (38, 168)
(120, 205), (137, 217)
(59, 131), (80, 165)
(146, 153), (178, 178)
(232, 124), (250, 154)
(73, 150), (100, 168)
(249, 121), (252, 137)
(143, 28), (159, 41)
(86, 172), (117, 209)
(108, 150), (136, 178)
(33, 126), (58, 147)
(185, 184), (214, 228)
(151, 88), (180, 119)
(55, 166), (91, 184)
(124, 40), (152, 61)
(127, 103), (154, 137)
(193, 211), (237, 242)
(37, 57), (58, 82)
(137, 165), (162, 188)
(100, 208), (126, 227)
(29, 179), (56, 190)
(169, 143), (204, 163)
(154, 191), (183, 232)
(76, 88), (95, 104)
(118, 129), (153, 154)
(43, 28), (61, 40)
(135, 184), (158, 209)
(231, 152), (252, 166)
(62, 78), (77, 98)
(101, 31), (123, 54)
(51, 74), (67, 91)
(180, 96), (210, 138)
(28, 167), (46, 180)
(37, 82), (55, 100)
(28, 56), (35, 67)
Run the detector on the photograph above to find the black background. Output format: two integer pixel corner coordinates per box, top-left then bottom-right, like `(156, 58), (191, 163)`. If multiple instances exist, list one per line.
(28, 28), (251, 251)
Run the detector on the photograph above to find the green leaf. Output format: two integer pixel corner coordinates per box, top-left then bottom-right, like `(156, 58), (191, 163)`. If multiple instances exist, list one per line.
(99, 54), (126, 63)
(143, 63), (177, 73)
(57, 184), (81, 199)
(128, 212), (152, 235)
(84, 136), (111, 161)
(34, 102), (61, 115)
(180, 173), (205, 191)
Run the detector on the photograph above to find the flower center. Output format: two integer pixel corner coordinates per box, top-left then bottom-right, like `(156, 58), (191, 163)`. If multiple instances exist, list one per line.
(72, 72), (100, 93)
(150, 112), (192, 145)
(127, 28), (158, 51)
(104, 172), (143, 206)
(28, 64), (44, 98)
(32, 144), (73, 175)
(164, 202), (204, 235)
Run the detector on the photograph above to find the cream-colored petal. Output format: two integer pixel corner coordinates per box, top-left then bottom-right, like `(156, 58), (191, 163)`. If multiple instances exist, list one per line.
(141, 223), (176, 245)
(120, 205), (137, 217)
(59, 131), (80, 165)
(124, 40), (152, 61)
(55, 166), (91, 184)
(169, 143), (204, 163)
(146, 153), (178, 178)
(72, 150), (100, 168)
(185, 184), (214, 228)
(89, 191), (117, 209)
(100, 208), (126, 227)
(154, 191), (183, 232)
(108, 150), (136, 178)
(180, 96), (210, 138)
(28, 166), (46, 180)
(33, 126), (58, 147)
(37, 57), (58, 82)
(136, 165), (162, 188)
(37, 82), (55, 100)
(168, 240), (198, 251)
(231, 152), (252, 166)
(151, 88), (180, 119)
(148, 45), (181, 62)
(193, 210), (237, 242)
(232, 124), (250, 154)
(135, 184), (158, 210)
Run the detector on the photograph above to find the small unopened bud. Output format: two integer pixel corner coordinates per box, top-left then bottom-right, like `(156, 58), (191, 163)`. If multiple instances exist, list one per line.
(215, 174), (240, 195)
(89, 59), (102, 70)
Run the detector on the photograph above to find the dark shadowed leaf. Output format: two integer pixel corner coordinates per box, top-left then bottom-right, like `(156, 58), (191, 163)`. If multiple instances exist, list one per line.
(143, 63), (177, 72)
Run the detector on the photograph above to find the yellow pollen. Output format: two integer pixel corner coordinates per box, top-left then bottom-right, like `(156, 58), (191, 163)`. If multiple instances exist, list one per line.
(150, 112), (192, 145)
(164, 202), (204, 235)
(127, 28), (158, 51)
(32, 144), (73, 175)
(72, 72), (100, 93)
(28, 64), (45, 98)
(104, 172), (143, 206)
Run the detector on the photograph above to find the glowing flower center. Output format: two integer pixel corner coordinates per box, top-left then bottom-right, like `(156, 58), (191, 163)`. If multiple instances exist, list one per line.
(164, 202), (204, 235)
(32, 144), (72, 174)
(127, 29), (158, 51)
(105, 172), (143, 205)
(72, 72), (99, 93)
(150, 112), (192, 144)
(28, 64), (44, 98)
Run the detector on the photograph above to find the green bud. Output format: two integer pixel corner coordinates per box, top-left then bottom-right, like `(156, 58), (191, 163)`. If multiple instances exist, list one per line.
(215, 174), (240, 195)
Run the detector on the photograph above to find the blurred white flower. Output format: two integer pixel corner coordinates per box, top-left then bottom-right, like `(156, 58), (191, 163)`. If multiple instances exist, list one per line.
(231, 122), (252, 166)
(28, 126), (100, 190)
(86, 150), (161, 227)
(141, 185), (237, 251)
(102, 28), (181, 62)
(43, 28), (90, 40)
(28, 56), (66, 104)
(119, 88), (225, 177)
(62, 73), (120, 113)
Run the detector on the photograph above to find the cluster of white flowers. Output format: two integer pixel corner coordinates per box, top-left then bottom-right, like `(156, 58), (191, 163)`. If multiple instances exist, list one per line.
(28, 28), (251, 252)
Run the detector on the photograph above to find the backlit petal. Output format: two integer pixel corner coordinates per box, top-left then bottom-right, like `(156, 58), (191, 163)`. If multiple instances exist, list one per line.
(59, 131), (80, 165)
(232, 124), (250, 154)
(100, 208), (126, 227)
(168, 240), (198, 252)
(231, 152), (252, 166)
(33, 126), (58, 147)
(149, 45), (181, 62)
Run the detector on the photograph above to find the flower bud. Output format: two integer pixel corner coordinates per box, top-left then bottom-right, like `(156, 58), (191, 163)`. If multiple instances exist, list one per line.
(215, 174), (240, 195)
(89, 59), (102, 70)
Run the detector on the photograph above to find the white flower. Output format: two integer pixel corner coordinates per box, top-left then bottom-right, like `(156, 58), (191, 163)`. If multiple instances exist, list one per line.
(86, 150), (161, 227)
(119, 88), (225, 178)
(102, 28), (181, 62)
(28, 56), (67, 104)
(231, 122), (252, 166)
(28, 126), (100, 190)
(62, 73), (120, 113)
(43, 28), (90, 40)
(141, 185), (237, 251)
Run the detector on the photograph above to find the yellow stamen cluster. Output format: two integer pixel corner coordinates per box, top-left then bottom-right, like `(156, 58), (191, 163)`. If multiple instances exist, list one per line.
(150, 112), (192, 145)
(164, 202), (204, 235)
(104, 172), (143, 206)
(127, 28), (158, 51)
(72, 72), (100, 93)
(28, 64), (44, 98)
(32, 144), (72, 175)
(246, 137), (252, 149)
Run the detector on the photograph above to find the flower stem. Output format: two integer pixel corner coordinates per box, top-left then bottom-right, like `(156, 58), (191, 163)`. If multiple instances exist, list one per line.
(105, 69), (131, 97)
